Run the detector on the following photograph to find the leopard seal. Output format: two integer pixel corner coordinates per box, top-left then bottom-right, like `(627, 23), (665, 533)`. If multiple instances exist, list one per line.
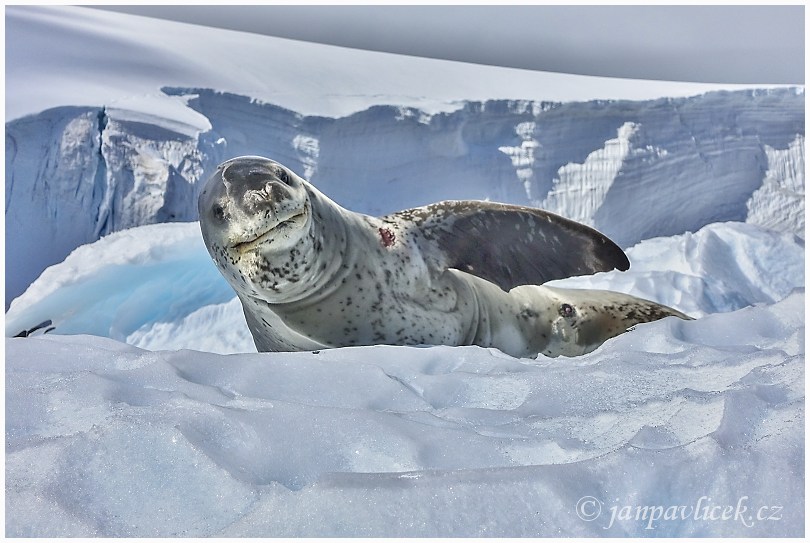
(198, 156), (689, 358)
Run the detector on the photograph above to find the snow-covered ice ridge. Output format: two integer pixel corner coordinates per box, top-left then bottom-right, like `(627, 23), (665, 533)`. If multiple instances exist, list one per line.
(6, 289), (804, 537)
(5, 87), (804, 304)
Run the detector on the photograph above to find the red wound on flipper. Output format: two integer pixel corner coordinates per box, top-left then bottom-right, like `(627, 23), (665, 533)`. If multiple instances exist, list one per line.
(379, 227), (396, 247)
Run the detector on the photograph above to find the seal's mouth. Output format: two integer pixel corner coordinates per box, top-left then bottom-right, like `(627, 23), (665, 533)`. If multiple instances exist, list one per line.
(232, 209), (308, 254)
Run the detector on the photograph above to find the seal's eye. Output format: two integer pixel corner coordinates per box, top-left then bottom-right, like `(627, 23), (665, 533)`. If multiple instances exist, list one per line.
(277, 169), (291, 185)
(212, 204), (226, 221)
(559, 303), (575, 318)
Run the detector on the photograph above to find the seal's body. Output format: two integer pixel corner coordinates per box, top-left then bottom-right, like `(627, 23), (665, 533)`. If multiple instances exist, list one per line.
(199, 156), (689, 358)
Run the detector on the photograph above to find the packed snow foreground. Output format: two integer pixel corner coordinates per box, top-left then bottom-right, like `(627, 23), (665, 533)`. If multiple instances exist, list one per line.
(6, 219), (805, 537)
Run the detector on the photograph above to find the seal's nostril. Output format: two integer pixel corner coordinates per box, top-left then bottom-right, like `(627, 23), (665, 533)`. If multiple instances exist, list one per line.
(270, 182), (289, 202)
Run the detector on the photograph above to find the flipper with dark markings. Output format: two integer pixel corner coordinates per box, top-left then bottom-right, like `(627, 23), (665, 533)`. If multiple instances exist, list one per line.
(387, 200), (630, 291)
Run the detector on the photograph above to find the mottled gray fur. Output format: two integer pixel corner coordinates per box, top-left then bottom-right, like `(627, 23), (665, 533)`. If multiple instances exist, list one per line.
(199, 156), (689, 358)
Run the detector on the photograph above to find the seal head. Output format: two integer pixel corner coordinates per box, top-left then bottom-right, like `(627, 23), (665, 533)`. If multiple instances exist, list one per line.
(199, 157), (317, 303)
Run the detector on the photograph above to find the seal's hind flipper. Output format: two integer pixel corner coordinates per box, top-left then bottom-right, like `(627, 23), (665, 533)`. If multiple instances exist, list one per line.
(388, 200), (629, 291)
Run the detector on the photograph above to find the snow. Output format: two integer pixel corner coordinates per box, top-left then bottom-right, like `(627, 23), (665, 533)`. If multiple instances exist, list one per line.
(4, 5), (806, 538)
(6, 290), (805, 536)
(5, 218), (805, 536)
(551, 222), (805, 318)
(6, 6), (774, 124)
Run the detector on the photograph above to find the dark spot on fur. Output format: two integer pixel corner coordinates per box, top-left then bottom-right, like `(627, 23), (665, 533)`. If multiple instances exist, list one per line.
(519, 308), (539, 320)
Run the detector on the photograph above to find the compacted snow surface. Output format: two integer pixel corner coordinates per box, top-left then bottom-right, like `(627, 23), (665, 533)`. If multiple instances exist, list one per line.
(5, 293), (806, 537)
(5, 297), (805, 537)
(5, 221), (805, 537)
(5, 4), (806, 539)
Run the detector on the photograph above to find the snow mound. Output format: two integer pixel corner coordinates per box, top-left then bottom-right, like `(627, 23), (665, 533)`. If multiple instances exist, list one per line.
(6, 289), (804, 537)
(4, 222), (251, 354)
(5, 220), (803, 356)
(551, 221), (805, 317)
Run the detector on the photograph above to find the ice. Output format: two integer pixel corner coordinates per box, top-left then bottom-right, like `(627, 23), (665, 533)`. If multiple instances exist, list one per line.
(746, 134), (805, 237)
(5, 223), (239, 349)
(540, 121), (639, 225)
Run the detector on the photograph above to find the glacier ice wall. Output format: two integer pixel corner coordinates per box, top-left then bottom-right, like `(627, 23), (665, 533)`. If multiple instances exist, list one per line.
(5, 106), (223, 304)
(6, 107), (106, 307)
(5, 88), (804, 305)
(540, 121), (641, 227)
(746, 134), (805, 235)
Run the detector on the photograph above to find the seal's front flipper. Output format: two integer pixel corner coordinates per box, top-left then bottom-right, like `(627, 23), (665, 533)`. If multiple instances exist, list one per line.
(388, 200), (629, 291)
